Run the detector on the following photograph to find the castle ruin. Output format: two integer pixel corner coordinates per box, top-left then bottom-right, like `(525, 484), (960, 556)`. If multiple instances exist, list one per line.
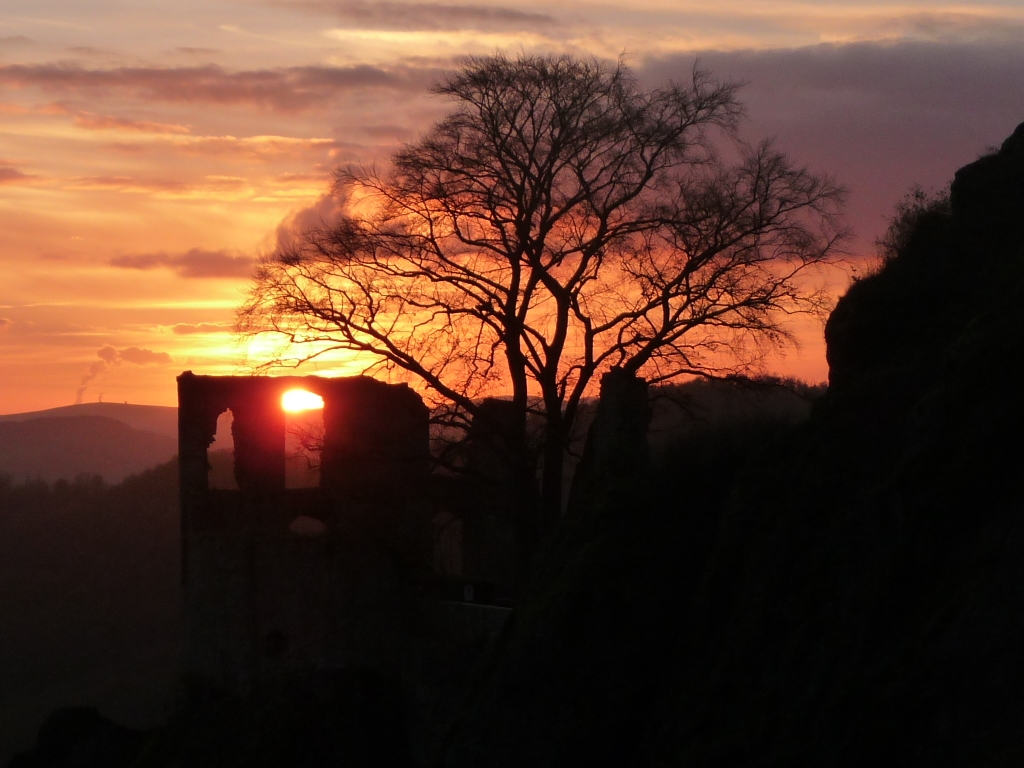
(177, 371), (512, 694)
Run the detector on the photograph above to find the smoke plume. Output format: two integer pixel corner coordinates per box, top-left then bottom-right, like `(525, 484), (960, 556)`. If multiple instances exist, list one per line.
(75, 344), (172, 404)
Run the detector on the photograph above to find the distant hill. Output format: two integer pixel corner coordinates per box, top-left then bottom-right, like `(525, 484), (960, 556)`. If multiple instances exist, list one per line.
(0, 403), (177, 440)
(0, 415), (177, 484)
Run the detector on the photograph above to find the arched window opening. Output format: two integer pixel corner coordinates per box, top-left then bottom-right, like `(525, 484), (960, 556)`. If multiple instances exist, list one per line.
(283, 389), (324, 489)
(289, 515), (327, 536)
(208, 409), (238, 490)
(432, 511), (464, 577)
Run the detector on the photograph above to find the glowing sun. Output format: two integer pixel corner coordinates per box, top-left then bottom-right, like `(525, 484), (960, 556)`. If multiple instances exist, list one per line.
(281, 389), (324, 412)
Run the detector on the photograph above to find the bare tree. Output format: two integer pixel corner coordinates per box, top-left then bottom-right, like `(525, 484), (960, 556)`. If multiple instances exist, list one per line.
(239, 53), (845, 547)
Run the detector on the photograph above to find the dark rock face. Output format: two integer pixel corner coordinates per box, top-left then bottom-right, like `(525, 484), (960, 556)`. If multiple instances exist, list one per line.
(950, 121), (1024, 234)
(826, 122), (1024, 390)
(658, 122), (1024, 766)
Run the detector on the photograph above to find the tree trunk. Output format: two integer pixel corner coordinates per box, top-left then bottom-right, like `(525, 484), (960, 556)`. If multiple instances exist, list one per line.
(539, 414), (567, 537)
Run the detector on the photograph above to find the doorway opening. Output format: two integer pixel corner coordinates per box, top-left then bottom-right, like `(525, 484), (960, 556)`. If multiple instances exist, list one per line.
(208, 409), (238, 490)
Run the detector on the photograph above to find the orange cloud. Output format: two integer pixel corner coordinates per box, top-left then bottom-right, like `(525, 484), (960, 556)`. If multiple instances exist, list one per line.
(274, 171), (331, 184)
(0, 101), (70, 116)
(172, 134), (338, 161)
(67, 175), (189, 193)
(58, 174), (260, 199)
(95, 134), (340, 167)
(172, 322), (232, 334)
(109, 346), (173, 365)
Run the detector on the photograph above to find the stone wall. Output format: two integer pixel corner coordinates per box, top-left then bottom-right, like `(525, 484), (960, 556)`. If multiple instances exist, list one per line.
(177, 372), (431, 689)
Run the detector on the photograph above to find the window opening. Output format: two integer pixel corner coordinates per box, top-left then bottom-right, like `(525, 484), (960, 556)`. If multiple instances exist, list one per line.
(289, 515), (327, 536)
(283, 389), (324, 489)
(208, 409), (238, 489)
(432, 511), (464, 577)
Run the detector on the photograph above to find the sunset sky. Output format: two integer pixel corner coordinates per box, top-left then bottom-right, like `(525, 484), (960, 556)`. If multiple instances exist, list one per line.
(2, 0), (1023, 413)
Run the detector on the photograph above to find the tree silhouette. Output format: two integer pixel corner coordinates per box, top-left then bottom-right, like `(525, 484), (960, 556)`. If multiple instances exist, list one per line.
(239, 53), (845, 546)
(875, 184), (951, 265)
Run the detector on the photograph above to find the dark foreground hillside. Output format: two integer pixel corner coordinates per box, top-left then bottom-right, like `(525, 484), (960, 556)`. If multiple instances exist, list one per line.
(440, 123), (1024, 766)
(0, 464), (182, 764)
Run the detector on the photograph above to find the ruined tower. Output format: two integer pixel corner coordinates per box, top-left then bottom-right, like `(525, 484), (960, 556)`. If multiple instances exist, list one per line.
(177, 372), (430, 688)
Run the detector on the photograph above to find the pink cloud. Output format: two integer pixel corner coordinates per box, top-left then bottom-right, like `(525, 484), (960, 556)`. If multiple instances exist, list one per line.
(273, 193), (346, 252)
(0, 63), (434, 113)
(0, 162), (34, 185)
(110, 248), (255, 279)
(644, 39), (1024, 255)
(0, 167), (29, 183)
(116, 346), (173, 365)
(173, 135), (338, 161)
(73, 113), (191, 134)
(273, 0), (554, 31)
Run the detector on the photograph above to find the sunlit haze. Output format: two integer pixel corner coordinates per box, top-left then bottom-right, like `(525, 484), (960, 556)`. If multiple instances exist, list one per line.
(2, 0), (1023, 412)
(282, 388), (324, 412)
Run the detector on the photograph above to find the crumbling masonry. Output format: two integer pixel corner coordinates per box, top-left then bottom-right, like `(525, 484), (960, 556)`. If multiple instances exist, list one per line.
(178, 372), (512, 692)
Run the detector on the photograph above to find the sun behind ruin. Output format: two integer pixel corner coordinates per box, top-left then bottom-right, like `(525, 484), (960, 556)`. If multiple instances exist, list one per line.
(281, 389), (323, 412)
